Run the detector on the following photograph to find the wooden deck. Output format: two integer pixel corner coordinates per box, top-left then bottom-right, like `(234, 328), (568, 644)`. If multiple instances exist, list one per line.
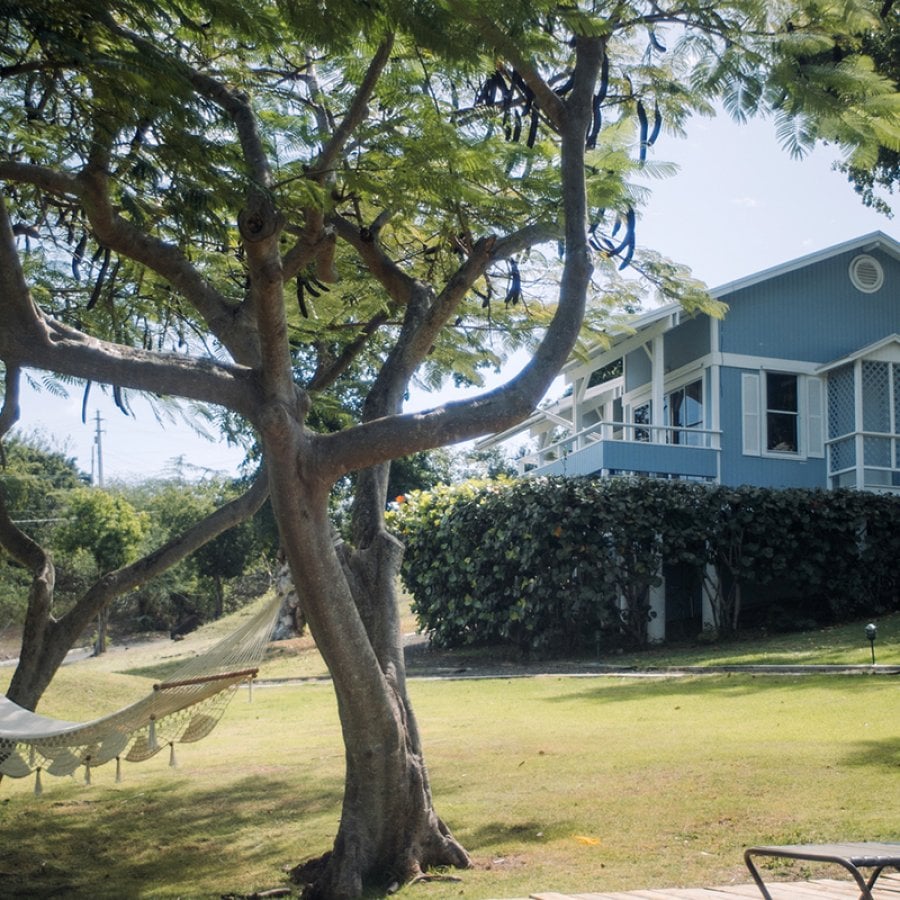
(501, 872), (900, 900)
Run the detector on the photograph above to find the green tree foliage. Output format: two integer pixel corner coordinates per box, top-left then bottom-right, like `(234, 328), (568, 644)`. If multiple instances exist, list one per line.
(53, 486), (149, 652)
(838, 2), (900, 214)
(55, 488), (148, 575)
(393, 478), (900, 653)
(122, 477), (273, 627)
(0, 431), (86, 539)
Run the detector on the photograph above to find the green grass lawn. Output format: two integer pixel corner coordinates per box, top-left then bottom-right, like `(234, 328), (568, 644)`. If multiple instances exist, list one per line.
(1, 608), (898, 898)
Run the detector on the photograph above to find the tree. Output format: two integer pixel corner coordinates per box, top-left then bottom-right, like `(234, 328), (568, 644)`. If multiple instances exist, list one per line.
(1, 1), (897, 896)
(54, 486), (148, 652)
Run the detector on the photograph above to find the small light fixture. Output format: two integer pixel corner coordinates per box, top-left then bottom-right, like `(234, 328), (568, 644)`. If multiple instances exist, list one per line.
(865, 623), (877, 665)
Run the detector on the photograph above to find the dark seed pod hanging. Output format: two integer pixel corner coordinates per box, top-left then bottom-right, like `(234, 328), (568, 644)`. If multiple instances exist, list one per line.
(637, 101), (648, 162)
(648, 103), (662, 146)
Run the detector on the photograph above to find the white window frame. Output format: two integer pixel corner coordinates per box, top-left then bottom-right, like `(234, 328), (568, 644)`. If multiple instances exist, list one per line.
(765, 371), (801, 456)
(741, 370), (825, 461)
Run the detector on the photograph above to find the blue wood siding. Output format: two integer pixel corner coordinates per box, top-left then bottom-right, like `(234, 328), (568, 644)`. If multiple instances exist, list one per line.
(624, 315), (711, 394)
(666, 315), (709, 371)
(719, 247), (900, 363)
(625, 348), (651, 392)
(718, 367), (827, 488)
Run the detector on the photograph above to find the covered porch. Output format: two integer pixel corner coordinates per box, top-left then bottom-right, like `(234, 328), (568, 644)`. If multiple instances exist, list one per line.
(820, 335), (900, 493)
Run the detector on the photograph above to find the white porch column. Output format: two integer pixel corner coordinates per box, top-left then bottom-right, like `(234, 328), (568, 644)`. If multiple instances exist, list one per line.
(854, 358), (865, 490)
(651, 333), (665, 443)
(573, 375), (585, 450)
(709, 317), (721, 460)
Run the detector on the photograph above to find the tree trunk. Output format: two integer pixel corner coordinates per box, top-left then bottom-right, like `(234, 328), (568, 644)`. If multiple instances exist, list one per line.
(93, 606), (109, 656)
(264, 432), (468, 898)
(5, 558), (84, 711)
(290, 531), (470, 899)
(213, 573), (225, 620)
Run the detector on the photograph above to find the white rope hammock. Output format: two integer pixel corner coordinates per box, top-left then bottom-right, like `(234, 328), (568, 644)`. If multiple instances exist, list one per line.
(0, 593), (281, 793)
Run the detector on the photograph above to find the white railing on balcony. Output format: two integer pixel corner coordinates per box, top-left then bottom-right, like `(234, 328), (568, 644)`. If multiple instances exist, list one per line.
(825, 430), (900, 492)
(518, 420), (722, 474)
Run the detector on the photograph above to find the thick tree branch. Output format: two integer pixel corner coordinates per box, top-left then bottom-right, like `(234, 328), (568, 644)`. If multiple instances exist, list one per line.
(1, 198), (258, 416)
(281, 38), (395, 288)
(0, 160), (258, 365)
(330, 213), (418, 304)
(0, 160), (81, 198)
(0, 363), (21, 466)
(0, 190), (54, 348)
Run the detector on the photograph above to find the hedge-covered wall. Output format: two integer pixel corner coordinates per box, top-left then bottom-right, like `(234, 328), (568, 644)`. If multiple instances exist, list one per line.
(389, 478), (900, 654)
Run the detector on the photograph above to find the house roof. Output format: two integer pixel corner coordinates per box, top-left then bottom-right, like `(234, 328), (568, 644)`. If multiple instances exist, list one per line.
(707, 230), (900, 299)
(571, 231), (900, 367)
(816, 334), (900, 374)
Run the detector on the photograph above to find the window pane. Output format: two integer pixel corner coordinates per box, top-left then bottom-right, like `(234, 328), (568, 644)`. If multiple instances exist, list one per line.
(767, 373), (797, 412)
(633, 403), (650, 442)
(767, 412), (797, 452)
(684, 380), (703, 428)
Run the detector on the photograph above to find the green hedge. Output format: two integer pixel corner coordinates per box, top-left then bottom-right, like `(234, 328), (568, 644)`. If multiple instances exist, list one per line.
(390, 478), (900, 654)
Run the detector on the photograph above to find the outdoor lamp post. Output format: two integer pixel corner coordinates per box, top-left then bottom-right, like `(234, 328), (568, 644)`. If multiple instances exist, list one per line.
(865, 622), (877, 665)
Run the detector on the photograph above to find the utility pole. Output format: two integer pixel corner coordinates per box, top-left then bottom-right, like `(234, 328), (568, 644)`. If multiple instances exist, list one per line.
(94, 410), (105, 488)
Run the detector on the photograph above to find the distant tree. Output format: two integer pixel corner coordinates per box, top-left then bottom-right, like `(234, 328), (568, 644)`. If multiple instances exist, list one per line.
(0, 432), (85, 535)
(54, 487), (148, 652)
(386, 450), (454, 501)
(452, 446), (519, 481)
(0, 370), (269, 708)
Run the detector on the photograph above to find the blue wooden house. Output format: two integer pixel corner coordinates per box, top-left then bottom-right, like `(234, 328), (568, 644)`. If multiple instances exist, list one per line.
(479, 232), (900, 640)
(485, 231), (900, 494)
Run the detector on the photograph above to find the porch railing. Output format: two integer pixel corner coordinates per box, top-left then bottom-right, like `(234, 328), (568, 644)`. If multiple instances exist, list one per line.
(825, 430), (900, 492)
(519, 420), (721, 477)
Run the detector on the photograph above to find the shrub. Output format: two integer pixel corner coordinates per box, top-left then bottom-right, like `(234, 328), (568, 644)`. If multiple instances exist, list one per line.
(393, 477), (900, 653)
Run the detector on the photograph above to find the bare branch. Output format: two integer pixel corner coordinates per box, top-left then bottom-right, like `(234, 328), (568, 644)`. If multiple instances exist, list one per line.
(311, 36), (395, 181)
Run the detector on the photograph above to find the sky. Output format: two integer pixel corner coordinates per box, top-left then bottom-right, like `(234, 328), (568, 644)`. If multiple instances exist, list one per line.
(13, 110), (899, 482)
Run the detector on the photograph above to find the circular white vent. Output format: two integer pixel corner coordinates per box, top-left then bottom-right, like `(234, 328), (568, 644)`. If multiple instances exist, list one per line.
(849, 254), (884, 293)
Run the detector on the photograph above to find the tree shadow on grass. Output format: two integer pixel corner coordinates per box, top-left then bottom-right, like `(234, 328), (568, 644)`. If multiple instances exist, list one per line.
(839, 736), (900, 771)
(541, 673), (895, 706)
(463, 819), (550, 848)
(0, 773), (343, 899)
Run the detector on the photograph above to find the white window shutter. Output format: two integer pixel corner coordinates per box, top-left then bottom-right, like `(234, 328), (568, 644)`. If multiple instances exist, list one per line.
(742, 372), (761, 456)
(806, 376), (825, 458)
